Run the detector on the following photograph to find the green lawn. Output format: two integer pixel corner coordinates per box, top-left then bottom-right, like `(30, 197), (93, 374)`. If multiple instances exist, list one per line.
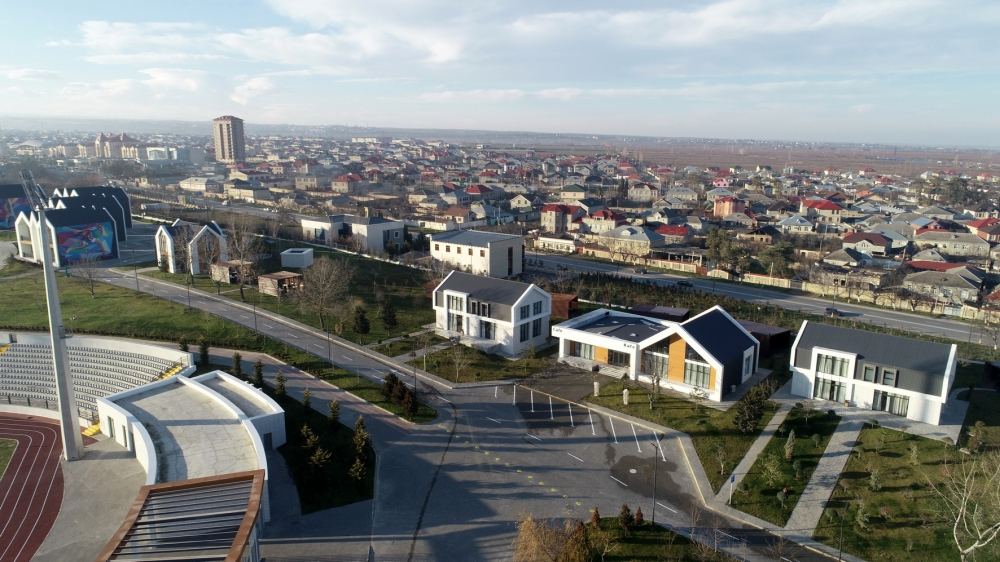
(373, 333), (445, 359)
(0, 258), (35, 278)
(813, 426), (960, 561)
(734, 405), (841, 525)
(408, 344), (557, 383)
(0, 438), (16, 481)
(593, 518), (732, 561)
(0, 230), (15, 241)
(0, 268), (436, 423)
(957, 389), (1000, 450)
(589, 380), (778, 493)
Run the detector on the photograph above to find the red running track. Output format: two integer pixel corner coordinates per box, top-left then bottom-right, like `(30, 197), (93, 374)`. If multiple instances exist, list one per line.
(0, 414), (64, 562)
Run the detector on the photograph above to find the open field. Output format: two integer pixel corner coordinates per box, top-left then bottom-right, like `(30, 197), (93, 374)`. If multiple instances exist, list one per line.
(589, 380), (778, 493)
(372, 334), (445, 359)
(0, 438), (16, 480)
(594, 517), (732, 561)
(408, 345), (557, 383)
(735, 405), (841, 525)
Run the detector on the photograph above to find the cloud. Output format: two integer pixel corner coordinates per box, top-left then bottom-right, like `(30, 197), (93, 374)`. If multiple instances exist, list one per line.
(419, 89), (525, 102)
(850, 103), (874, 114)
(4, 68), (58, 81)
(140, 68), (204, 92)
(537, 88), (583, 100)
(231, 76), (275, 105)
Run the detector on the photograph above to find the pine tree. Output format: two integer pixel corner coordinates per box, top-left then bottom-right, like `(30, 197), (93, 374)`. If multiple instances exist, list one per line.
(179, 337), (189, 352)
(302, 388), (312, 410)
(618, 504), (634, 535)
(275, 372), (287, 397)
(634, 506), (644, 526)
(353, 306), (370, 335)
(402, 388), (416, 418)
(231, 352), (242, 378)
(198, 338), (210, 366)
(381, 298), (398, 330)
(252, 359), (264, 388)
(353, 416), (370, 461)
(328, 400), (340, 428)
(589, 507), (601, 527)
(349, 455), (367, 482)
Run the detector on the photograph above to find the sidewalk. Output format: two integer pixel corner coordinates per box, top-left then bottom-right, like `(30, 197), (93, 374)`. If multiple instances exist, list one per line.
(714, 400), (794, 502)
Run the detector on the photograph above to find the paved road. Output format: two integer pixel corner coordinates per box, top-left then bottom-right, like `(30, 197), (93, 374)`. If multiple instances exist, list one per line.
(85, 267), (829, 561)
(529, 251), (981, 343)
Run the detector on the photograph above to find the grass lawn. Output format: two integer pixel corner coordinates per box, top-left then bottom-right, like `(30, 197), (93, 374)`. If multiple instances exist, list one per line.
(374, 333), (445, 359)
(0, 230), (15, 241)
(957, 389), (1000, 450)
(0, 269), (436, 423)
(143, 243), (435, 346)
(593, 518), (731, 561)
(408, 344), (557, 383)
(734, 405), (841, 525)
(951, 361), (985, 392)
(590, 380), (778, 493)
(813, 426), (961, 561)
(0, 438), (16, 481)
(0, 258), (35, 278)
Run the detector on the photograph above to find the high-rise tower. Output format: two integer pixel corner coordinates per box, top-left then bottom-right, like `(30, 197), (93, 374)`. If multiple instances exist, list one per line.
(212, 115), (246, 164)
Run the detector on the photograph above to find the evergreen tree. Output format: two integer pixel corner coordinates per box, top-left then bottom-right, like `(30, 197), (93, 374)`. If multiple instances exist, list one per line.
(275, 372), (287, 396)
(198, 338), (210, 366)
(381, 298), (398, 330)
(302, 388), (312, 410)
(402, 388), (417, 418)
(328, 400), (341, 428)
(178, 337), (189, 352)
(231, 352), (242, 378)
(252, 359), (264, 388)
(353, 306), (371, 335)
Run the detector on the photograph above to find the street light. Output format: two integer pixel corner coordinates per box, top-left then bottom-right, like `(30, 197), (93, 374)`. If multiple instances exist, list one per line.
(650, 436), (659, 525)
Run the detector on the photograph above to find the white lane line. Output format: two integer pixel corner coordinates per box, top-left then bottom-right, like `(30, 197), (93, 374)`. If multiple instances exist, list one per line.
(525, 433), (542, 442)
(588, 409), (596, 436)
(263, 323), (274, 329)
(608, 416), (618, 444)
(656, 501), (677, 513)
(486, 417), (502, 424)
(653, 432), (667, 462)
(631, 424), (642, 453)
(311, 343), (324, 349)
(567, 452), (585, 463)
(342, 355), (352, 361)
(610, 475), (628, 487)
(288, 334), (299, 339)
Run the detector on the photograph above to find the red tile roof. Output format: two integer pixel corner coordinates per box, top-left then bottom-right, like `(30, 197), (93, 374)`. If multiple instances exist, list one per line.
(802, 199), (843, 211)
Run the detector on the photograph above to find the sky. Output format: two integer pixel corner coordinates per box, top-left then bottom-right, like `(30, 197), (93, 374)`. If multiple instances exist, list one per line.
(1, 0), (999, 146)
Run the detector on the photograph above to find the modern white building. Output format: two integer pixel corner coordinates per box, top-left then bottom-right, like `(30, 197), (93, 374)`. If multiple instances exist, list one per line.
(432, 271), (550, 357)
(155, 219), (228, 275)
(430, 230), (524, 278)
(300, 212), (404, 254)
(552, 306), (759, 402)
(789, 322), (957, 425)
(280, 247), (314, 269)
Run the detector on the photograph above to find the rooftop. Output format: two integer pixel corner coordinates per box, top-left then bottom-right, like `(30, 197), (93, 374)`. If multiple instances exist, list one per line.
(572, 312), (671, 343)
(431, 229), (522, 247)
(436, 270), (536, 306)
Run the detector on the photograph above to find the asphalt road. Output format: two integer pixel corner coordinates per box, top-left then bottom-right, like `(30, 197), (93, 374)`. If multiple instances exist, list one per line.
(528, 251), (982, 344)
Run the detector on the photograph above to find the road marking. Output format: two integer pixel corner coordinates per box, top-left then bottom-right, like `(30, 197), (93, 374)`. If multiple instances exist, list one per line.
(653, 432), (667, 462)
(588, 409), (596, 436)
(567, 403), (574, 427)
(288, 334), (299, 339)
(485, 417), (502, 424)
(631, 424), (642, 453)
(525, 433), (542, 442)
(610, 475), (628, 487)
(656, 501), (677, 513)
(566, 452), (584, 463)
(312, 343), (324, 349)
(342, 355), (352, 361)
(608, 416), (618, 444)
(263, 323), (274, 329)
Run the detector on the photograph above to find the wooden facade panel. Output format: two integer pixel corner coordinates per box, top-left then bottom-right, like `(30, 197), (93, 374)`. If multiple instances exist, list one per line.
(595, 346), (609, 364)
(667, 335), (686, 384)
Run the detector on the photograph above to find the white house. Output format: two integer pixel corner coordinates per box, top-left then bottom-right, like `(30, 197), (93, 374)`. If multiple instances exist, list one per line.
(300, 212), (404, 254)
(430, 230), (524, 278)
(789, 321), (956, 425)
(551, 306), (759, 402)
(154, 219), (228, 275)
(432, 271), (550, 357)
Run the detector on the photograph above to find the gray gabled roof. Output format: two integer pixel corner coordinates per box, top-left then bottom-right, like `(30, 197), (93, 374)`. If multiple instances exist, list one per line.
(435, 270), (538, 306)
(794, 322), (954, 396)
(431, 229), (521, 247)
(681, 308), (756, 367)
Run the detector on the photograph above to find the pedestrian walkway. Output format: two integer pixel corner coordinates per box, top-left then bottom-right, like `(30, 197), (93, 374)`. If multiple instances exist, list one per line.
(714, 400), (794, 503)
(395, 339), (453, 362)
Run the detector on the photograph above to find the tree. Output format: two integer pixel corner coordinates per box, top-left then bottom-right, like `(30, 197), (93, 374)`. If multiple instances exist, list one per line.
(354, 416), (370, 461)
(309, 446), (332, 470)
(382, 371), (400, 400)
(353, 305), (371, 335)
(76, 255), (101, 298)
(402, 388), (417, 418)
(328, 400), (341, 428)
(348, 455), (368, 483)
(713, 442), (728, 476)
(295, 256), (355, 334)
(252, 359), (264, 388)
(450, 344), (472, 383)
(762, 453), (783, 487)
(618, 504), (634, 536)
(784, 428), (797, 461)
(759, 241), (795, 278)
(275, 372), (287, 396)
(231, 352), (242, 378)
(634, 506), (644, 526)
(589, 507), (601, 527)
(512, 515), (590, 562)
(300, 423), (318, 451)
(302, 388), (312, 410)
(927, 451), (1000, 561)
(179, 337), (189, 352)
(381, 297), (398, 330)
(198, 338), (210, 366)
(225, 217), (262, 302)
(733, 380), (775, 434)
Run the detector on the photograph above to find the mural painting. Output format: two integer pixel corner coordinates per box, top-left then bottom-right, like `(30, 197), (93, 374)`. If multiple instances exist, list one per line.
(55, 221), (115, 263)
(0, 197), (31, 229)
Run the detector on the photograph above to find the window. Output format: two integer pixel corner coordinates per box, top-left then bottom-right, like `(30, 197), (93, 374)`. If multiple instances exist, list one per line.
(684, 361), (710, 389)
(446, 245), (450, 253)
(468, 248), (473, 255)
(573, 342), (594, 360)
(862, 365), (876, 382)
(434, 243), (439, 251)
(532, 318), (542, 337)
(743, 353), (753, 375)
(520, 323), (530, 342)
(533, 301), (543, 315)
(481, 321), (494, 340)
(880, 369), (897, 387)
(816, 353), (850, 377)
(447, 295), (463, 311)
(813, 378), (846, 402)
(608, 350), (630, 367)
(873, 390), (909, 417)
(520, 304), (531, 320)
(480, 249), (486, 257)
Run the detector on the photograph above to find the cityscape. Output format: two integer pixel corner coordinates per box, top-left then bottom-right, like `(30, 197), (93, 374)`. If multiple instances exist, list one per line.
(1, 2), (999, 562)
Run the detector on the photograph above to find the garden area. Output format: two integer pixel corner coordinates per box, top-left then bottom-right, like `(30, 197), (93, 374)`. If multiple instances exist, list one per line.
(373, 332), (446, 359)
(589, 378), (779, 492)
(0, 438), (16, 479)
(813, 426), (966, 561)
(408, 344), (557, 383)
(733, 404), (841, 525)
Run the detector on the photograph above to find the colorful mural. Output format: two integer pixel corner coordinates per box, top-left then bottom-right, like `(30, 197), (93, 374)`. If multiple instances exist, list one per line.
(55, 222), (115, 263)
(0, 197), (30, 229)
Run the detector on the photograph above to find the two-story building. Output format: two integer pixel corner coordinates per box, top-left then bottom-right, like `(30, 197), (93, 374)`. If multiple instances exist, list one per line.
(433, 271), (550, 357)
(789, 322), (956, 425)
(430, 230), (524, 278)
(300, 211), (404, 253)
(552, 306), (759, 402)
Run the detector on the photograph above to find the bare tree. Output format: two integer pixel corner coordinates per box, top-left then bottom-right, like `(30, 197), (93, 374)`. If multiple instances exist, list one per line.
(450, 344), (472, 383)
(225, 217), (262, 301)
(295, 255), (355, 334)
(927, 451), (1000, 561)
(75, 255), (101, 298)
(170, 225), (194, 275)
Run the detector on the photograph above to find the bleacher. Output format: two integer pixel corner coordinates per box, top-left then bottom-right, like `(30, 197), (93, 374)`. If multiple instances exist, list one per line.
(0, 342), (182, 421)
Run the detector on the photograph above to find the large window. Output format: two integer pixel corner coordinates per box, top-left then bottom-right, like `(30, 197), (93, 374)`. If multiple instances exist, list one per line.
(873, 390), (909, 417)
(813, 378), (846, 402)
(880, 369), (897, 387)
(519, 304), (531, 320)
(684, 361), (710, 389)
(447, 295), (463, 311)
(817, 353), (850, 378)
(862, 365), (876, 382)
(533, 301), (543, 315)
(519, 323), (530, 342)
(480, 321), (494, 340)
(608, 350), (630, 367)
(532, 318), (542, 338)
(573, 342), (595, 360)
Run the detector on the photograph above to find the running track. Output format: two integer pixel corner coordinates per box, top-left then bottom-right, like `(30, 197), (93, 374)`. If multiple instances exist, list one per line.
(0, 414), (64, 562)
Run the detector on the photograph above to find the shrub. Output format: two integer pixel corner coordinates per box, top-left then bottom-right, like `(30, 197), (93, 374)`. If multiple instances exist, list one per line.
(302, 388), (312, 410)
(328, 400), (340, 427)
(179, 337), (189, 352)
(252, 359), (264, 388)
(198, 338), (210, 366)
(231, 352), (243, 378)
(634, 506), (644, 526)
(275, 372), (287, 396)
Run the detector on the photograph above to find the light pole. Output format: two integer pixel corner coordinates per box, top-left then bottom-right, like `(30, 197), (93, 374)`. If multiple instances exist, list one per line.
(650, 437), (658, 525)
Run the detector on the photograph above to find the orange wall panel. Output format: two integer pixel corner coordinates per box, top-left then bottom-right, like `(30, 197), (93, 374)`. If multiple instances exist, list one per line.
(667, 335), (686, 384)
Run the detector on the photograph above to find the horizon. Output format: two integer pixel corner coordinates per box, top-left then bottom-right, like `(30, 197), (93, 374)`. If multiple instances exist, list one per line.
(2, 1), (999, 147)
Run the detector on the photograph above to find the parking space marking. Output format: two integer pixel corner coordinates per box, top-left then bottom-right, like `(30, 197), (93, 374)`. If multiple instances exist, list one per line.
(656, 501), (677, 513)
(485, 417), (502, 424)
(588, 409), (596, 436)
(653, 432), (667, 462)
(631, 424), (642, 453)
(566, 452), (584, 463)
(608, 416), (618, 444)
(263, 323), (274, 329)
(525, 433), (542, 442)
(610, 475), (628, 487)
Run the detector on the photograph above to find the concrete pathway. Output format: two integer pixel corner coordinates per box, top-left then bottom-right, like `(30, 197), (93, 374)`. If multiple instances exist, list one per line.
(715, 400), (794, 503)
(396, 340), (454, 362)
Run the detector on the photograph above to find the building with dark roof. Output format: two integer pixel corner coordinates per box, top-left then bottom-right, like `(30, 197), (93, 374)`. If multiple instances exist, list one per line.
(430, 230), (524, 278)
(0, 183), (30, 229)
(15, 207), (119, 267)
(433, 270), (550, 357)
(790, 321), (957, 425)
(552, 305), (759, 401)
(300, 211), (404, 254)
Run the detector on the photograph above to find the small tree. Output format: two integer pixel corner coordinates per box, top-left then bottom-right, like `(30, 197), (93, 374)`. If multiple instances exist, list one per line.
(402, 388), (417, 419)
(634, 506), (644, 526)
(381, 297), (398, 330)
(927, 451), (1000, 561)
(909, 442), (921, 466)
(353, 305), (371, 335)
(618, 504), (634, 535)
(713, 442), (728, 476)
(855, 498), (871, 531)
(868, 466), (882, 491)
(450, 345), (472, 383)
(198, 338), (210, 366)
(777, 488), (788, 509)
(348, 455), (367, 483)
(275, 372), (287, 396)
(589, 507), (601, 527)
(300, 423), (318, 451)
(179, 337), (189, 352)
(784, 428), (797, 461)
(793, 459), (803, 481)
(231, 352), (242, 378)
(302, 388), (312, 410)
(354, 416), (370, 461)
(382, 371), (400, 399)
(328, 400), (341, 428)
(801, 402), (814, 426)
(309, 446), (332, 470)
(762, 453), (783, 487)
(252, 359), (264, 388)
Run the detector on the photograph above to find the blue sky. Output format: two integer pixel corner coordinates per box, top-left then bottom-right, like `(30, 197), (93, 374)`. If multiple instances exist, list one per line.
(1, 0), (998, 146)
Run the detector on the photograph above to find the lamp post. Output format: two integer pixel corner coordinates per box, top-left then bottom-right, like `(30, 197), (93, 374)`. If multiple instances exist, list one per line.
(650, 437), (659, 525)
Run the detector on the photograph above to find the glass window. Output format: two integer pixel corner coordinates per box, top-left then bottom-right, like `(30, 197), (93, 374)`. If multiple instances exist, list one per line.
(862, 365), (876, 382)
(434, 243), (439, 251)
(817, 354), (850, 377)
(519, 323), (530, 342)
(532, 318), (542, 337)
(468, 248), (473, 255)
(447, 295), (463, 311)
(533, 301), (543, 315)
(873, 390), (909, 417)
(813, 378), (846, 402)
(608, 350), (630, 367)
(743, 353), (753, 375)
(480, 249), (485, 257)
(881, 369), (897, 387)
(683, 361), (710, 388)
(520, 304), (531, 320)
(446, 245), (450, 253)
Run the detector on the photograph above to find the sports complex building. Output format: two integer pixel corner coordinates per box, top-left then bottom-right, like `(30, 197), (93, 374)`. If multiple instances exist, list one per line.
(0, 332), (284, 561)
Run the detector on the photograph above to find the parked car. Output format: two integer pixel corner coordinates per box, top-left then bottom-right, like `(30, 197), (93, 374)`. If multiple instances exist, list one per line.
(825, 306), (844, 317)
(634, 268), (647, 275)
(676, 280), (693, 288)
